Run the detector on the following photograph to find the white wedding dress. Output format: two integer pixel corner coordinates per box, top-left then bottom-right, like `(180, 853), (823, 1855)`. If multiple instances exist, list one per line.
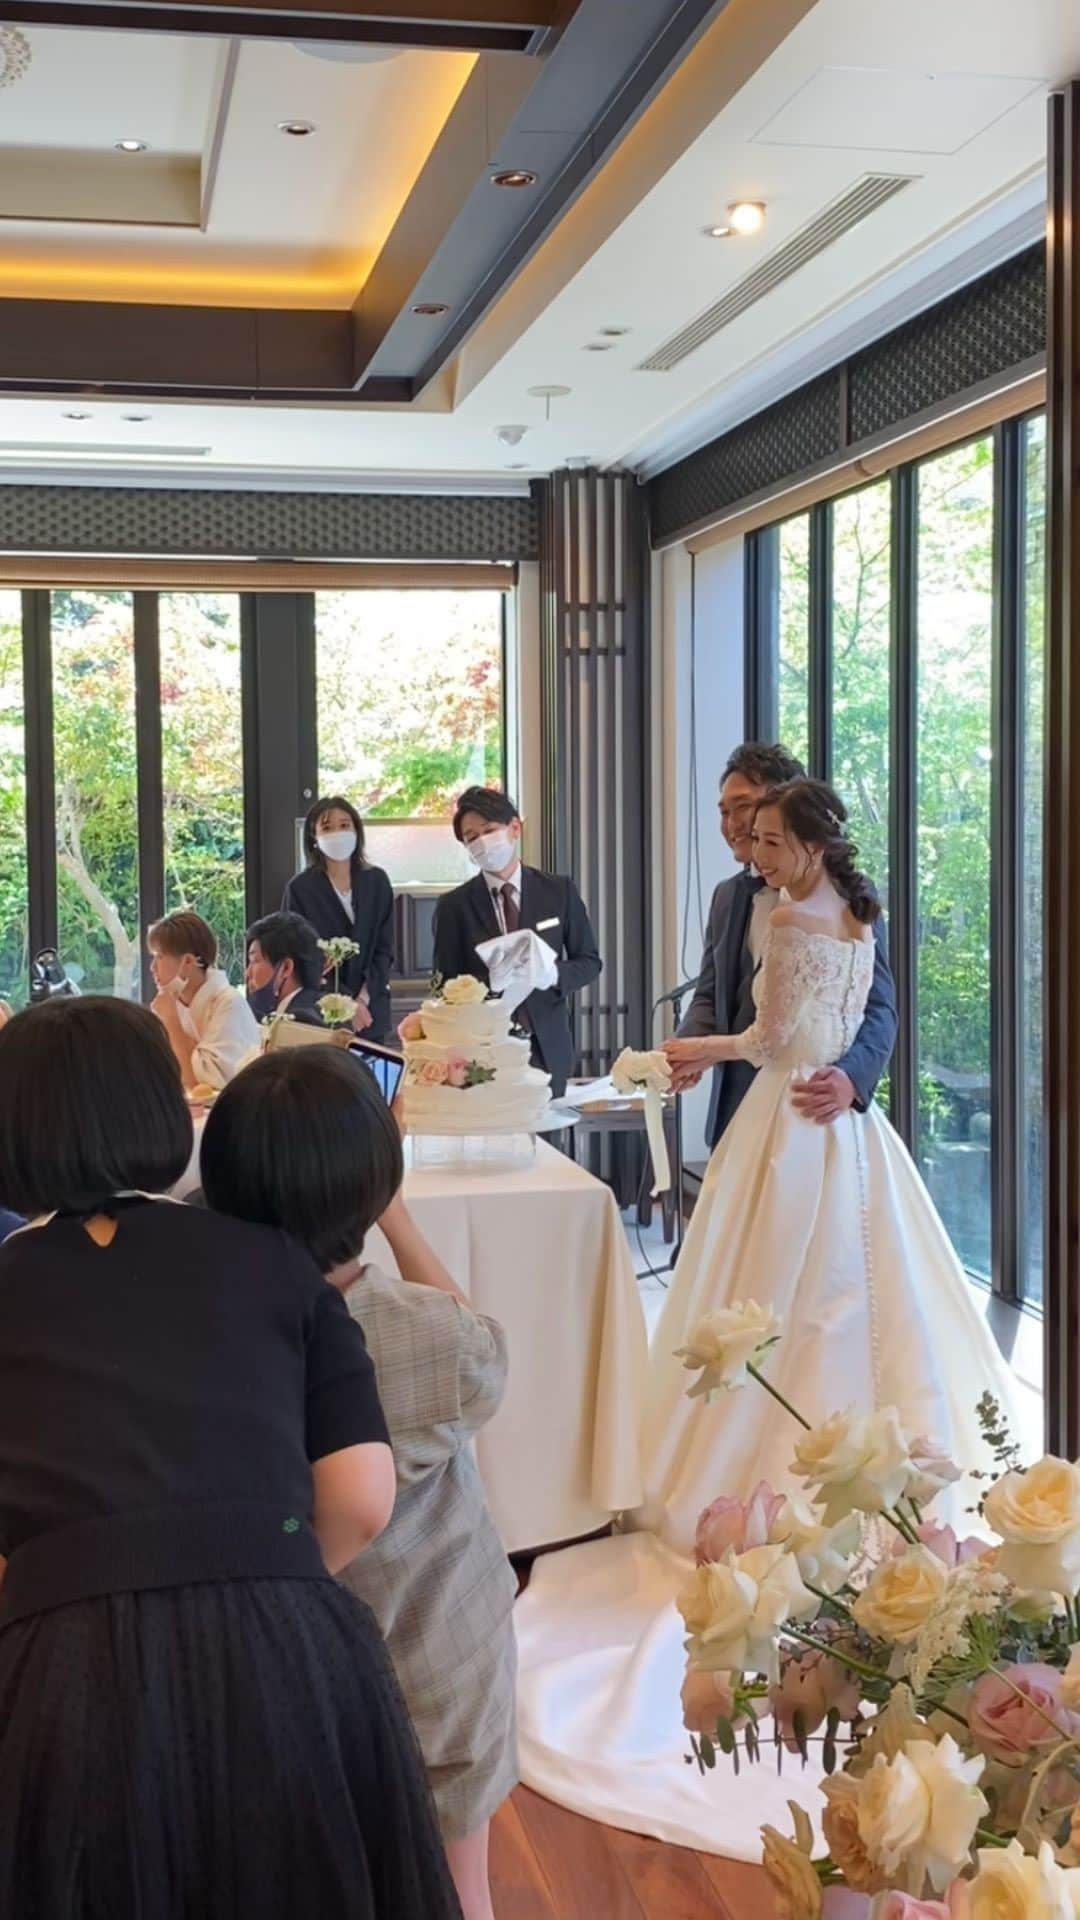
(515, 920), (1027, 1857)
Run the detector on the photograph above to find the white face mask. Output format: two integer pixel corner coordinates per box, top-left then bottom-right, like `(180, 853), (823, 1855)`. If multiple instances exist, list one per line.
(317, 829), (357, 864)
(467, 829), (517, 875)
(164, 973), (190, 999)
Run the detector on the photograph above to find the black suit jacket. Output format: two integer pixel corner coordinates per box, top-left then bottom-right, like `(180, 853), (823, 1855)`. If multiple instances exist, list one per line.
(432, 867), (601, 1097)
(282, 863), (395, 1039)
(280, 985), (328, 1029)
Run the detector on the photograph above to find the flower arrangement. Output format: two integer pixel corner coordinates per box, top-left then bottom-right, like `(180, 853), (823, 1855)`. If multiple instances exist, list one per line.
(318, 937), (360, 993)
(316, 992), (358, 1030)
(675, 1307), (1080, 1916)
(611, 1046), (673, 1195)
(407, 1055), (496, 1090)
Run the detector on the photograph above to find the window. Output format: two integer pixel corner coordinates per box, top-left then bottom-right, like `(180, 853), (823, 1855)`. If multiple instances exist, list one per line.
(159, 593), (246, 979)
(51, 590), (140, 998)
(777, 517), (810, 764)
(914, 439), (995, 1282)
(0, 592), (26, 1005)
(831, 483), (891, 907)
(315, 590), (505, 886)
(1021, 416), (1047, 1307)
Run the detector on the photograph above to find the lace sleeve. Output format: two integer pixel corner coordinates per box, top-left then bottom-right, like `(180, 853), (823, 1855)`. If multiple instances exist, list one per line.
(731, 924), (819, 1067)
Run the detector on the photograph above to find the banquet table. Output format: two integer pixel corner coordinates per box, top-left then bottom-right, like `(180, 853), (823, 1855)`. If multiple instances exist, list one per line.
(365, 1141), (648, 1554)
(177, 1129), (648, 1555)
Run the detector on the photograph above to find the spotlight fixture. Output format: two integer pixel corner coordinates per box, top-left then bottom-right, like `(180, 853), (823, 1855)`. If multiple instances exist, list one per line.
(278, 120), (315, 137)
(491, 168), (537, 189)
(411, 302), (449, 317)
(495, 425), (527, 447)
(115, 139), (149, 154)
(62, 410), (92, 421)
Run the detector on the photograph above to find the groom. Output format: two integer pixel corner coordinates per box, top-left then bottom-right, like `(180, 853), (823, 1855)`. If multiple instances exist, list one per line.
(665, 742), (898, 1144)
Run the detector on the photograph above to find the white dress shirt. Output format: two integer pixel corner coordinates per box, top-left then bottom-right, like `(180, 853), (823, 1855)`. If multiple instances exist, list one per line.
(486, 863), (523, 934)
(333, 885), (355, 924)
(175, 968), (260, 1090)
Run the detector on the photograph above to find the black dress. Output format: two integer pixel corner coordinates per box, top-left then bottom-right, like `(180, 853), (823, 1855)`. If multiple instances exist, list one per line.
(282, 864), (396, 1040)
(0, 1201), (462, 1920)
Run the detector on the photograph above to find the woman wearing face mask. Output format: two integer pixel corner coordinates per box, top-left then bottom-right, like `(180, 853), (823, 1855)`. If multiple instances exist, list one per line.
(283, 799), (395, 1041)
(431, 787), (601, 1099)
(149, 911), (259, 1093)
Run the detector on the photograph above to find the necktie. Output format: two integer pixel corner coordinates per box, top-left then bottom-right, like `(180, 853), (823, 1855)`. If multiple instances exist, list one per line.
(500, 883), (520, 933)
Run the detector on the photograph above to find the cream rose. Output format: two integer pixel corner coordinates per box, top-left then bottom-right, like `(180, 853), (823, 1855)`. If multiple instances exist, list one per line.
(856, 1736), (987, 1895)
(963, 1838), (1080, 1919)
(775, 1497), (861, 1596)
(853, 1549), (950, 1647)
(611, 1047), (672, 1095)
(674, 1301), (781, 1399)
(677, 1545), (815, 1680)
(793, 1406), (913, 1525)
(821, 1776), (887, 1896)
(983, 1456), (1080, 1599)
(440, 975), (489, 1006)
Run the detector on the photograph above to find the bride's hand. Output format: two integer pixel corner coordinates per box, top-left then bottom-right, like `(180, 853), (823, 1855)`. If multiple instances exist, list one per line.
(663, 1036), (729, 1075)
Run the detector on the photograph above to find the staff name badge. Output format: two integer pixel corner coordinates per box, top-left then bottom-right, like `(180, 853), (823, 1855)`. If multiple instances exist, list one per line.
(537, 918), (559, 931)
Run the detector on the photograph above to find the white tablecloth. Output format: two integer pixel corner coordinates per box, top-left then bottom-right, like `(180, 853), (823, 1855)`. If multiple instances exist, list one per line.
(367, 1141), (647, 1554)
(178, 1130), (647, 1556)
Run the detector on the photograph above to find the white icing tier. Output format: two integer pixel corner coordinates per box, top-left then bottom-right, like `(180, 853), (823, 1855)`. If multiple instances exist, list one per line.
(403, 991), (552, 1137)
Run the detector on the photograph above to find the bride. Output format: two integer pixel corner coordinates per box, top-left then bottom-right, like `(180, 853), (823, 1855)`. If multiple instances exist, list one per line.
(514, 777), (1026, 1855)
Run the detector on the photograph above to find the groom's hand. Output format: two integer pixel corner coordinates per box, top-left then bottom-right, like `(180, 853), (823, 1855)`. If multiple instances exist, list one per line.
(791, 1067), (856, 1124)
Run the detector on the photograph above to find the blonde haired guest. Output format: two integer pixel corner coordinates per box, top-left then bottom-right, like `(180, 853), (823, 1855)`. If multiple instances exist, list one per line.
(148, 910), (258, 1092)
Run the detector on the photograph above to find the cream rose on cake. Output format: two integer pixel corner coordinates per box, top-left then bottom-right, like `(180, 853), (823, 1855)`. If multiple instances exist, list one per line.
(440, 975), (490, 1007)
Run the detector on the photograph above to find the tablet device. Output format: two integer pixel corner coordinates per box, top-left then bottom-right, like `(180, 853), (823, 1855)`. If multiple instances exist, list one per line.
(348, 1038), (406, 1107)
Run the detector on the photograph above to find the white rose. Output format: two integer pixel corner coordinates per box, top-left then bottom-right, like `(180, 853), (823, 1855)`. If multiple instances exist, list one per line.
(984, 1457), (1080, 1599)
(674, 1301), (781, 1399)
(857, 1735), (987, 1895)
(774, 1497), (860, 1596)
(440, 974), (489, 1006)
(965, 1838), (1080, 1919)
(852, 1549), (950, 1647)
(611, 1047), (672, 1096)
(677, 1545), (816, 1680)
(793, 1406), (913, 1525)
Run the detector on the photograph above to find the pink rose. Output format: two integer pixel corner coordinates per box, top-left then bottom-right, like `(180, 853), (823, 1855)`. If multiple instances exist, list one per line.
(892, 1523), (986, 1569)
(446, 1057), (469, 1089)
(695, 1480), (786, 1564)
(968, 1663), (1069, 1763)
(768, 1649), (861, 1752)
(907, 1435), (962, 1506)
(871, 1895), (956, 1918)
(398, 1012), (425, 1043)
(680, 1665), (740, 1735)
(416, 1059), (449, 1086)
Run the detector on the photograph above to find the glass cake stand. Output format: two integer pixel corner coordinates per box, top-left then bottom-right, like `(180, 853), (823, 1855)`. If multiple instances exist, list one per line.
(407, 1107), (580, 1176)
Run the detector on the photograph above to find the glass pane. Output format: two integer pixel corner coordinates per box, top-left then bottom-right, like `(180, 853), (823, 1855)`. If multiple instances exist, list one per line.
(1021, 415), (1047, 1308)
(777, 516), (810, 765)
(0, 592), (27, 1006)
(831, 483), (891, 905)
(914, 438), (994, 1280)
(52, 590), (139, 998)
(159, 594), (246, 982)
(315, 591), (504, 886)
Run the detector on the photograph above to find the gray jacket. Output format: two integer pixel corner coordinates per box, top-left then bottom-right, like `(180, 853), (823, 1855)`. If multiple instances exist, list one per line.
(678, 870), (898, 1147)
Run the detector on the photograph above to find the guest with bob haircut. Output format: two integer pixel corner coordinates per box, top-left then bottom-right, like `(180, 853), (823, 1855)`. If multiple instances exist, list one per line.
(148, 908), (258, 1092)
(0, 997), (463, 1920)
(202, 1047), (517, 1920)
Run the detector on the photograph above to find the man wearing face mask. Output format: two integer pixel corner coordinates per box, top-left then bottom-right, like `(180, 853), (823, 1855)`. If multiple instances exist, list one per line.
(245, 913), (329, 1029)
(432, 787), (602, 1098)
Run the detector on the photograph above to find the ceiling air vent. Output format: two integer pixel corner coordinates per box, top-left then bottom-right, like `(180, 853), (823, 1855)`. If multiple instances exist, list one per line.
(637, 172), (917, 373)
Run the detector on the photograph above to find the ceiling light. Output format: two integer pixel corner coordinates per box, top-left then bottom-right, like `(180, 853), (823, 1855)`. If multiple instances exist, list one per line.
(527, 385), (571, 399)
(598, 326), (630, 338)
(121, 413), (152, 423)
(278, 120), (315, 137)
(706, 224), (733, 238)
(115, 139), (149, 154)
(491, 169), (537, 189)
(495, 425), (527, 447)
(62, 410), (92, 421)
(584, 343), (614, 352)
(727, 200), (766, 235)
(505, 463), (528, 471)
(411, 302), (449, 317)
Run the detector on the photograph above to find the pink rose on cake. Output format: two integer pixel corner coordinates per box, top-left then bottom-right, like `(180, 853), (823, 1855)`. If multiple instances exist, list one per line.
(415, 1060), (449, 1086)
(446, 1057), (470, 1088)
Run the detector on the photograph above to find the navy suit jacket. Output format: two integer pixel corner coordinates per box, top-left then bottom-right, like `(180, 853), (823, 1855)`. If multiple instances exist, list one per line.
(432, 867), (601, 1098)
(678, 870), (898, 1147)
(282, 863), (395, 1040)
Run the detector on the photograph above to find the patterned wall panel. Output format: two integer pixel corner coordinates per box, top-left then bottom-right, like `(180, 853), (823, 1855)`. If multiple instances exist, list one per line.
(648, 374), (842, 547)
(0, 485), (539, 561)
(648, 245), (1046, 547)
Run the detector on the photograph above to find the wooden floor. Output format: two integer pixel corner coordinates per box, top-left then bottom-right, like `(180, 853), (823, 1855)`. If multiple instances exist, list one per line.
(490, 1788), (780, 1918)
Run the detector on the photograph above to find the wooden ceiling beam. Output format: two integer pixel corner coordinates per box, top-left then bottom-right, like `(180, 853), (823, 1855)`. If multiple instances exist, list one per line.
(0, 0), (553, 49)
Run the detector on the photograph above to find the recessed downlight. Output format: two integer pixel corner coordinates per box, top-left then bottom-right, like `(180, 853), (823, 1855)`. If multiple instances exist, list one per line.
(491, 168), (537, 189)
(114, 139), (148, 154)
(728, 200), (766, 235)
(62, 410), (92, 421)
(278, 120), (315, 137)
(598, 326), (631, 338)
(411, 302), (449, 317)
(584, 342), (614, 352)
(121, 413), (152, 423)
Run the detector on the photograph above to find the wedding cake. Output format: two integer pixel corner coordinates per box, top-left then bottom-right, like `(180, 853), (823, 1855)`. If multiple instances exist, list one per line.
(401, 976), (551, 1136)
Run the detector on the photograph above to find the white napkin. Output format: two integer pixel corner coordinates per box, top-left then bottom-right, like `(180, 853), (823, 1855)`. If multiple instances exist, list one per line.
(476, 928), (558, 1013)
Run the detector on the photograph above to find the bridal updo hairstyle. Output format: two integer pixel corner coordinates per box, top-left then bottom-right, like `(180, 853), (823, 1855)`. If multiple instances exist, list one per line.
(758, 778), (881, 925)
